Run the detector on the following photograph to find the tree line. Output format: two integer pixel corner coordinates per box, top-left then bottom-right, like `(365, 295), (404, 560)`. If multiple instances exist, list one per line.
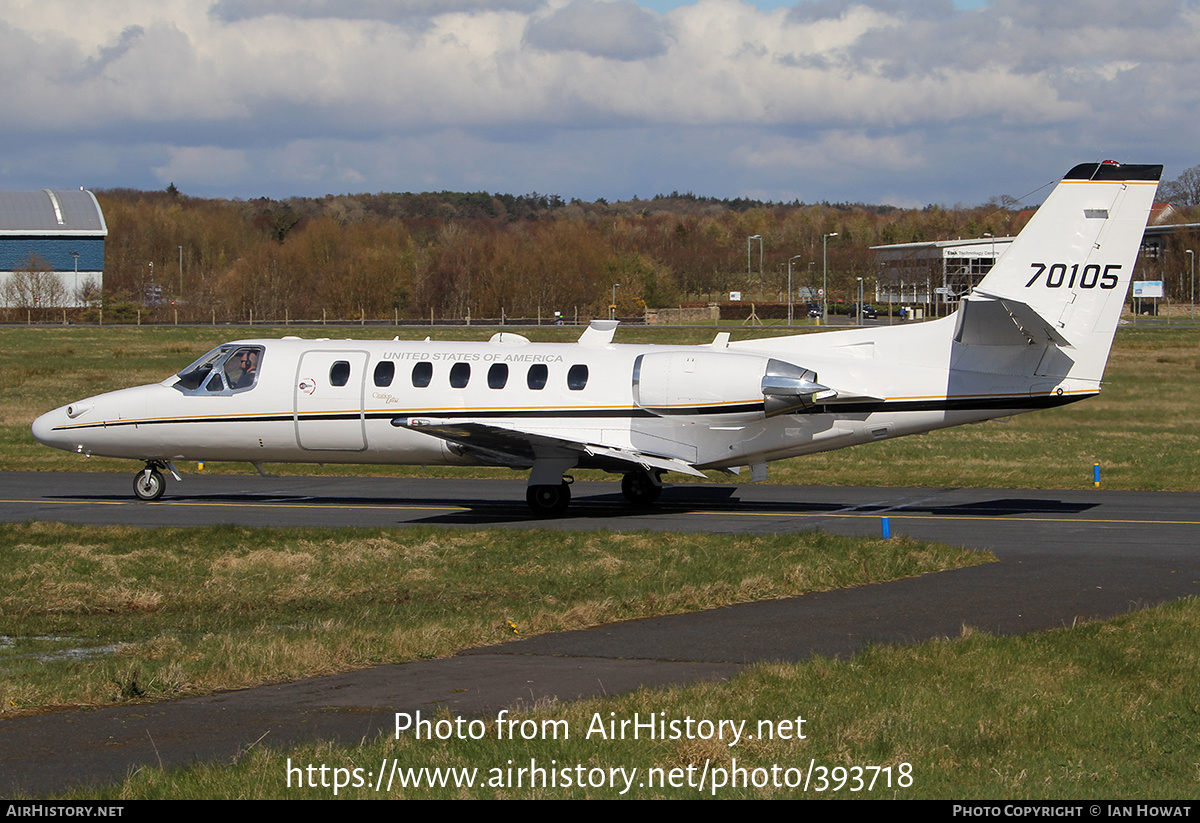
(83, 167), (1199, 324)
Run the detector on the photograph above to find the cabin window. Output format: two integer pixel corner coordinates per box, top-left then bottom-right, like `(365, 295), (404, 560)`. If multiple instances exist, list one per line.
(205, 372), (225, 393)
(412, 362), (433, 388)
(567, 364), (589, 391)
(527, 364), (548, 390)
(373, 361), (395, 387)
(330, 361), (351, 387)
(449, 362), (471, 388)
(487, 363), (508, 389)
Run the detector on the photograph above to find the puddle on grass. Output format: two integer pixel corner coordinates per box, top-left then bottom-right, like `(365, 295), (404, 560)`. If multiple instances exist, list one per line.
(0, 635), (122, 663)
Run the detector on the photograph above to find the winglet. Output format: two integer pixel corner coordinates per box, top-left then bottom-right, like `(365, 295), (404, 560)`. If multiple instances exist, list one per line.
(578, 320), (619, 347)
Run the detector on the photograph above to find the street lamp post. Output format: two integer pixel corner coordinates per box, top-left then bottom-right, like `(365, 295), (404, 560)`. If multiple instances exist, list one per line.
(69, 252), (80, 307)
(856, 277), (864, 326)
(787, 255), (803, 326)
(983, 233), (996, 274)
(1187, 249), (1195, 320)
(822, 232), (838, 323)
(747, 235), (762, 295)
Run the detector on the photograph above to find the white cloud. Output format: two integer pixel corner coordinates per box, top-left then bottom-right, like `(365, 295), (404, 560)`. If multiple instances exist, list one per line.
(734, 131), (925, 173)
(524, 0), (670, 61)
(0, 0), (1196, 203)
(210, 0), (545, 23)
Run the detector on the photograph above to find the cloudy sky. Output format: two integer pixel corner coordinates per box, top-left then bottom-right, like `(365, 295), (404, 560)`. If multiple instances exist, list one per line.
(2, 0), (1196, 207)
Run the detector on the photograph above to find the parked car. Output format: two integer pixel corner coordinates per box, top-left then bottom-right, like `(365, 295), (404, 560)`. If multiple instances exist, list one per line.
(851, 303), (878, 320)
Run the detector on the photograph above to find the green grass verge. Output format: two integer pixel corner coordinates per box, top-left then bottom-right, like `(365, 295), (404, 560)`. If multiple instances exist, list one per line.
(65, 596), (1200, 799)
(0, 522), (986, 713)
(5, 325), (1198, 490)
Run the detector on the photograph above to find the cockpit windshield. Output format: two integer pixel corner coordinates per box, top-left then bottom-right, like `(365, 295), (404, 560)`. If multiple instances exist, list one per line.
(173, 345), (265, 395)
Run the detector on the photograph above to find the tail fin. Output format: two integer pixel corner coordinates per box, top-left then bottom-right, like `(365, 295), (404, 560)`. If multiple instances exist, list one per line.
(957, 161), (1161, 383)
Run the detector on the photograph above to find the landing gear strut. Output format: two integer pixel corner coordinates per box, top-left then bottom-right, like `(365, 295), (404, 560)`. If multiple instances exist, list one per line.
(526, 482), (571, 517)
(621, 469), (663, 507)
(133, 463), (167, 501)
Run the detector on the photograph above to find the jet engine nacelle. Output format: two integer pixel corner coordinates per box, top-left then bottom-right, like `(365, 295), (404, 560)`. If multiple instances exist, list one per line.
(632, 351), (834, 418)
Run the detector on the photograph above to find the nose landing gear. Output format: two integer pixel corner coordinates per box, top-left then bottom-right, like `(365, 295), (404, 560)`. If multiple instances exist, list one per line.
(133, 466), (165, 501)
(132, 461), (179, 501)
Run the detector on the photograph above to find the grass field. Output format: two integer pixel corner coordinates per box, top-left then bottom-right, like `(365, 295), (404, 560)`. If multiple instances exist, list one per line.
(0, 522), (985, 714)
(4, 323), (1198, 490)
(65, 596), (1200, 799)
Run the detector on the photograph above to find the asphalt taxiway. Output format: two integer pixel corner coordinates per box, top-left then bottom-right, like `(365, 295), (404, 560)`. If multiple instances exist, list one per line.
(1, 471), (1198, 795)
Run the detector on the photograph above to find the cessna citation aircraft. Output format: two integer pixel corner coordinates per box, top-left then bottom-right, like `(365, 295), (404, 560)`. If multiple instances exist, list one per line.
(33, 161), (1161, 516)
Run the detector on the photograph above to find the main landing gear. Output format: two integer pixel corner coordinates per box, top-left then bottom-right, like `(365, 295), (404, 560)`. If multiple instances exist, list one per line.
(526, 481), (571, 517)
(525, 466), (666, 516)
(526, 457), (576, 518)
(621, 468), (663, 507)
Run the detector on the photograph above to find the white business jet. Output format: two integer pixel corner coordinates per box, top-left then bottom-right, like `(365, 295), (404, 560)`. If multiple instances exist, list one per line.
(33, 161), (1161, 516)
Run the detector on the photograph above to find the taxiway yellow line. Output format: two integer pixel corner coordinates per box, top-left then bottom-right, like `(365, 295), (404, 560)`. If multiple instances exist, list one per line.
(687, 510), (1200, 526)
(3, 496), (1199, 526)
(0, 498), (469, 513)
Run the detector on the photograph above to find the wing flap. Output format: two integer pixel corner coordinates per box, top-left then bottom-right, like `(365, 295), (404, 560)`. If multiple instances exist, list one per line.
(582, 443), (708, 477)
(394, 417), (706, 477)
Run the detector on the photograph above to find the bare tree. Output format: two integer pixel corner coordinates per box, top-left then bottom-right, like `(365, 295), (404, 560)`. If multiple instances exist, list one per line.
(75, 276), (102, 308)
(1161, 165), (1200, 207)
(2, 255), (67, 309)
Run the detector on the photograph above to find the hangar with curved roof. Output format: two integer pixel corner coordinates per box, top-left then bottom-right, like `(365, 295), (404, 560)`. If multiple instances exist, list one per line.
(0, 189), (106, 309)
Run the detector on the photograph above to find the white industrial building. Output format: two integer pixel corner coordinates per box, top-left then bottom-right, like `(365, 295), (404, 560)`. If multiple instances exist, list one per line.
(871, 236), (1015, 313)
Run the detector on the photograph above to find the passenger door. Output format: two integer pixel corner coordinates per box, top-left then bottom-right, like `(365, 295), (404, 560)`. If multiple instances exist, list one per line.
(294, 350), (369, 451)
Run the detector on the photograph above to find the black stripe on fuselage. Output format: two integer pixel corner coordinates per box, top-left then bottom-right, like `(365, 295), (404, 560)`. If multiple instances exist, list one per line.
(50, 392), (1090, 433)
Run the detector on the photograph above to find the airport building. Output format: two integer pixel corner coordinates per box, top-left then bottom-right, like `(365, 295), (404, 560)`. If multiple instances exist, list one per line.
(871, 236), (1014, 313)
(872, 213), (1200, 315)
(0, 190), (107, 309)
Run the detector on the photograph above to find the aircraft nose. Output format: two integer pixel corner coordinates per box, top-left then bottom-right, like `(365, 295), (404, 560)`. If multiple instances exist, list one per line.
(32, 407), (73, 451)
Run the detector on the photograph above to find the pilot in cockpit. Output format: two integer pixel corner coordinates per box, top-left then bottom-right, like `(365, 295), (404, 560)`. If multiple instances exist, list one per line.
(226, 348), (260, 389)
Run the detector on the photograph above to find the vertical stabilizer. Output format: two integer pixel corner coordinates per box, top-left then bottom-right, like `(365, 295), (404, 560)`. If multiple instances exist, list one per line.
(963, 161), (1161, 383)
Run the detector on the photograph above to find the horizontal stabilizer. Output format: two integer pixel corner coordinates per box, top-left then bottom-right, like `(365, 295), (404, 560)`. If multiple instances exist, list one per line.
(955, 293), (1071, 348)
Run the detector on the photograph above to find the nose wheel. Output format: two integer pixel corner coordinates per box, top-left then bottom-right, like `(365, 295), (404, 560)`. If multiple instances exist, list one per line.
(133, 465), (166, 501)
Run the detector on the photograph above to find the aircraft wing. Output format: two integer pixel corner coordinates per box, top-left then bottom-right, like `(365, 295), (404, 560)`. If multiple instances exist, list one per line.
(392, 417), (708, 477)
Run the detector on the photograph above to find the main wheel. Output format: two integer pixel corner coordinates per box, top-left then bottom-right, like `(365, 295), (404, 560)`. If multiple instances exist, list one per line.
(526, 482), (571, 517)
(621, 470), (662, 507)
(133, 469), (165, 501)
